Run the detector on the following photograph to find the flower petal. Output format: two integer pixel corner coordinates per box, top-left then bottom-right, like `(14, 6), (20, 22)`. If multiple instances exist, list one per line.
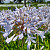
(6, 34), (15, 43)
(13, 36), (18, 41)
(31, 39), (36, 43)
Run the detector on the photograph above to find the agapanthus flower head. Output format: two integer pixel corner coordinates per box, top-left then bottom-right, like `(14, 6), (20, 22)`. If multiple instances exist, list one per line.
(0, 6), (50, 50)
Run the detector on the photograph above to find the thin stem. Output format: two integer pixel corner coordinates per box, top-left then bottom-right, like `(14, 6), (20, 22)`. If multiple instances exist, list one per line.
(18, 40), (20, 50)
(22, 37), (24, 50)
(18, 32), (20, 50)
(38, 36), (39, 50)
(36, 34), (38, 50)
(47, 39), (49, 50)
(43, 38), (45, 50)
(34, 44), (36, 50)
(48, 39), (50, 50)
(39, 36), (40, 49)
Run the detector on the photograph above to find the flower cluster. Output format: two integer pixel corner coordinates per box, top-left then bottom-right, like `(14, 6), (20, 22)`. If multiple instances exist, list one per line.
(0, 6), (50, 50)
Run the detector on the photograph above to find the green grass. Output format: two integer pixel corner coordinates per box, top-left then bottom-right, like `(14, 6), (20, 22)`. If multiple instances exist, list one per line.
(0, 6), (15, 10)
(0, 6), (23, 10)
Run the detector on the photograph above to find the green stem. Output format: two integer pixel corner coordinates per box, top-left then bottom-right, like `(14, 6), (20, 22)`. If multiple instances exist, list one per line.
(18, 32), (20, 50)
(38, 36), (39, 50)
(39, 36), (40, 49)
(36, 34), (38, 50)
(43, 38), (45, 50)
(34, 44), (36, 50)
(18, 40), (20, 50)
(22, 37), (24, 50)
(48, 39), (50, 50)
